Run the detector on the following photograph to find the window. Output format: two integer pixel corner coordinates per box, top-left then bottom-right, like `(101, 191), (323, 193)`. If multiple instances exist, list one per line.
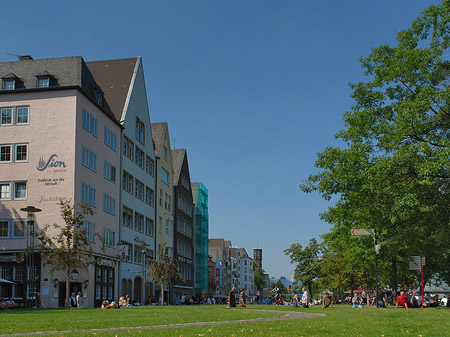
(145, 217), (154, 237)
(0, 183), (11, 200)
(158, 217), (162, 233)
(103, 161), (116, 183)
(123, 171), (133, 194)
(177, 217), (192, 238)
(3, 79), (15, 90)
(123, 136), (134, 161)
(121, 242), (133, 263)
(81, 222), (96, 242)
(104, 126), (117, 151)
(103, 194), (116, 215)
(15, 144), (28, 162)
(178, 195), (193, 216)
(134, 247), (143, 265)
(168, 195), (171, 211)
(135, 147), (144, 168)
(82, 146), (97, 172)
(0, 221), (8, 237)
(159, 189), (162, 205)
(145, 156), (154, 176)
(16, 107), (29, 124)
(161, 168), (169, 185)
(102, 228), (115, 247)
(37, 77), (49, 88)
(145, 187), (154, 206)
(14, 182), (27, 200)
(164, 193), (168, 209)
(135, 179), (144, 201)
(163, 146), (167, 160)
(14, 220), (25, 237)
(122, 206), (133, 228)
(135, 118), (145, 145)
(181, 176), (190, 190)
(81, 182), (96, 207)
(82, 110), (97, 136)
(165, 219), (169, 235)
(1, 108), (13, 125)
(134, 212), (144, 232)
(0, 145), (11, 162)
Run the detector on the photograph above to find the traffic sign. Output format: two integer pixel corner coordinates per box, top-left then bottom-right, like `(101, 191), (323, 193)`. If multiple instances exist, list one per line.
(351, 229), (373, 235)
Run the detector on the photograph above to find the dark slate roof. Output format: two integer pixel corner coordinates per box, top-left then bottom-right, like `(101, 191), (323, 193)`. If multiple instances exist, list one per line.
(0, 56), (118, 125)
(151, 122), (168, 157)
(171, 148), (186, 185)
(86, 57), (138, 121)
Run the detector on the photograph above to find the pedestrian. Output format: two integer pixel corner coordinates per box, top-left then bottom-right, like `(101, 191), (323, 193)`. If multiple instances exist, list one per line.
(239, 288), (246, 307)
(227, 285), (236, 308)
(76, 292), (83, 308)
(69, 293), (77, 307)
(301, 288), (310, 308)
(292, 291), (300, 307)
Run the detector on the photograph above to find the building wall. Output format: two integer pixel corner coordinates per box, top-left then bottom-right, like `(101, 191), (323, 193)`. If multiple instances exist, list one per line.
(192, 182), (209, 296)
(118, 59), (156, 303)
(0, 89), (121, 307)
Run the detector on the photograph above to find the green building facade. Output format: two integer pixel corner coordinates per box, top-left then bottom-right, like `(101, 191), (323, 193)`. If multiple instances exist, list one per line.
(192, 182), (209, 297)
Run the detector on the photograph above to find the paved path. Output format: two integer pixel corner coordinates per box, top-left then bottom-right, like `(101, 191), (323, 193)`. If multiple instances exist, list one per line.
(2, 309), (325, 336)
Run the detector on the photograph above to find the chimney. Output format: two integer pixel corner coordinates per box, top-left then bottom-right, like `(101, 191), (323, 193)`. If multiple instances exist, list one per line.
(19, 55), (33, 61)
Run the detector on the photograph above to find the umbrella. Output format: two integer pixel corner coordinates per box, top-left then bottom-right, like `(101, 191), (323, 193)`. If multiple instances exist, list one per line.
(0, 277), (15, 284)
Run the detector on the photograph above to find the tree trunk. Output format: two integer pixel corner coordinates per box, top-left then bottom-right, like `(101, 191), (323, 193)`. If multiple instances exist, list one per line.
(161, 282), (164, 306)
(391, 258), (397, 292)
(66, 268), (70, 309)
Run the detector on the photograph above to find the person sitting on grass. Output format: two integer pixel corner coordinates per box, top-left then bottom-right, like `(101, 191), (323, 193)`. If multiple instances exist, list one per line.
(352, 293), (363, 308)
(323, 292), (334, 308)
(226, 285), (236, 308)
(395, 290), (409, 308)
(239, 288), (247, 307)
(101, 300), (119, 309)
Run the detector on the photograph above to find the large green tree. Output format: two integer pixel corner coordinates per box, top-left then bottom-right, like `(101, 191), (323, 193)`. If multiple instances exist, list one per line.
(284, 238), (322, 296)
(301, 0), (450, 290)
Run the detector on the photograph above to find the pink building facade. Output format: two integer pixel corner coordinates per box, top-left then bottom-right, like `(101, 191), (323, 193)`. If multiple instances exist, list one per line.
(0, 57), (122, 308)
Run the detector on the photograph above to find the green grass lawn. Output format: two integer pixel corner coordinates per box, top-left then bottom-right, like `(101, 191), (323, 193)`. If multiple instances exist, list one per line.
(0, 305), (449, 336)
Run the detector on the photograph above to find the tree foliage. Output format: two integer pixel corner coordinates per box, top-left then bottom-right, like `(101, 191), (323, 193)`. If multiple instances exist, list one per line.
(31, 199), (101, 308)
(299, 0), (450, 292)
(145, 244), (183, 306)
(284, 238), (322, 296)
(253, 266), (266, 293)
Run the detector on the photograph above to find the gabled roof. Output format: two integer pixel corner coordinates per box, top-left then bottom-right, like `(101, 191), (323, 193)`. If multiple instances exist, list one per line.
(151, 122), (169, 157)
(86, 57), (138, 121)
(171, 148), (186, 185)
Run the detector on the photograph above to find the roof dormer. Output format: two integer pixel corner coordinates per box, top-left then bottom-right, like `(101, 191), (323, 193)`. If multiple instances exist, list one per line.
(1, 73), (23, 90)
(35, 71), (57, 88)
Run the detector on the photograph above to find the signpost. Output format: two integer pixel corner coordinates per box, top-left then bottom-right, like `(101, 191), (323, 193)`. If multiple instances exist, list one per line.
(351, 228), (379, 307)
(409, 256), (425, 307)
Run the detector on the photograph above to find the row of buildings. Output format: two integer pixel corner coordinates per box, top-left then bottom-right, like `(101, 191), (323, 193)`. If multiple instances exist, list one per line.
(208, 240), (268, 298)
(0, 55), (209, 307)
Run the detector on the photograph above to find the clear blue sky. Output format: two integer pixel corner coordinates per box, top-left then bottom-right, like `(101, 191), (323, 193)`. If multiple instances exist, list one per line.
(2, 0), (439, 280)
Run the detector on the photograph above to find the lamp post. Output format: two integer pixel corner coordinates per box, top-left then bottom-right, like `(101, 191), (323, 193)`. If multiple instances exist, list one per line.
(20, 206), (42, 308)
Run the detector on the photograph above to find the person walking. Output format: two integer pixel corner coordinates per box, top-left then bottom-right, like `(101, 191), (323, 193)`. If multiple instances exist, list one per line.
(76, 292), (83, 308)
(69, 293), (77, 308)
(301, 288), (310, 308)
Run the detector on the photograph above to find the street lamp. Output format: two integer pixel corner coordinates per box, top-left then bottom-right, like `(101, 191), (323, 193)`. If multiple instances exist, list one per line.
(71, 269), (79, 281)
(20, 206), (42, 308)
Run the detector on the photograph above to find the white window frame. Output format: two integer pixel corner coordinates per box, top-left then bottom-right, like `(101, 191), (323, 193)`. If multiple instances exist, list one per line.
(0, 144), (12, 163)
(3, 79), (15, 90)
(0, 182), (11, 200)
(15, 144), (28, 162)
(16, 106), (29, 125)
(1, 107), (13, 126)
(14, 181), (27, 200)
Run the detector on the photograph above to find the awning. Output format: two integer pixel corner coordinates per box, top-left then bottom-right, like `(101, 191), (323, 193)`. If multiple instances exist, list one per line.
(0, 277), (15, 284)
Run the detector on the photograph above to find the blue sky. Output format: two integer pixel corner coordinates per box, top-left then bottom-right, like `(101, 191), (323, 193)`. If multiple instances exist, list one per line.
(2, 0), (439, 279)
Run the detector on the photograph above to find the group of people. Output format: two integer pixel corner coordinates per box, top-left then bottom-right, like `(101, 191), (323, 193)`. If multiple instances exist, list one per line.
(69, 292), (83, 308)
(226, 285), (247, 308)
(292, 288), (317, 308)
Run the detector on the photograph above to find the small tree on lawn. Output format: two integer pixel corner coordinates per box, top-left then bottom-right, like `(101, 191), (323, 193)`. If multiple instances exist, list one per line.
(31, 199), (101, 308)
(145, 244), (183, 306)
